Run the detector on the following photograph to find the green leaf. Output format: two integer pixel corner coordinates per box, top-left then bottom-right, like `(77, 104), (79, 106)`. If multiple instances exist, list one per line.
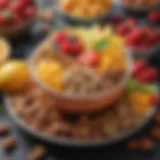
(95, 39), (110, 51)
(126, 78), (156, 94)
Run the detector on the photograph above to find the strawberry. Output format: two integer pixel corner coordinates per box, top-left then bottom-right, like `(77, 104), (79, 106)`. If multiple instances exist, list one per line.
(78, 51), (100, 67)
(132, 60), (147, 77)
(148, 11), (160, 24)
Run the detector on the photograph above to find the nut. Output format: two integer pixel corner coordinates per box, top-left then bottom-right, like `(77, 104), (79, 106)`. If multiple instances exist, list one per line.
(2, 136), (16, 151)
(28, 145), (47, 160)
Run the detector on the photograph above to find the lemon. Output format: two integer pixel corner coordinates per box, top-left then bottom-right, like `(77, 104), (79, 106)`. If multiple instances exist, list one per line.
(0, 38), (11, 65)
(0, 60), (30, 93)
(36, 60), (64, 91)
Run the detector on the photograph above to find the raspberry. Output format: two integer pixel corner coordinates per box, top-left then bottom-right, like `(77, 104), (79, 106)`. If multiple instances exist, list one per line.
(55, 32), (68, 44)
(132, 60), (147, 77)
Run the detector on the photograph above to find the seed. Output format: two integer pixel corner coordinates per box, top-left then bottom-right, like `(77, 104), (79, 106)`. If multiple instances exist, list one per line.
(0, 123), (10, 135)
(2, 136), (16, 152)
(28, 145), (47, 160)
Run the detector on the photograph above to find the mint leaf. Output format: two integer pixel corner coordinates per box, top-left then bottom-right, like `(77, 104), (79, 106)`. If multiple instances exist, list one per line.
(126, 78), (156, 94)
(95, 39), (110, 51)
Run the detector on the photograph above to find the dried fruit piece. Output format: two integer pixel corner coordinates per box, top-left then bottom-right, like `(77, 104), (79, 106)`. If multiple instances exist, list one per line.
(2, 136), (16, 151)
(28, 145), (47, 160)
(0, 123), (10, 135)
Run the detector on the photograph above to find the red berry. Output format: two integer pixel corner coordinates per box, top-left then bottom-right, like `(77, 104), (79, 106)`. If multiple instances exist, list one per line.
(132, 60), (147, 77)
(78, 52), (100, 67)
(20, 0), (32, 6)
(13, 15), (23, 23)
(138, 68), (158, 83)
(10, 2), (23, 14)
(72, 42), (83, 54)
(126, 28), (145, 47)
(0, 0), (9, 9)
(116, 24), (131, 36)
(148, 30), (158, 45)
(61, 41), (72, 53)
(113, 16), (124, 25)
(148, 11), (160, 24)
(55, 32), (68, 44)
(125, 18), (138, 27)
(24, 6), (36, 18)
(0, 14), (6, 24)
(150, 96), (159, 106)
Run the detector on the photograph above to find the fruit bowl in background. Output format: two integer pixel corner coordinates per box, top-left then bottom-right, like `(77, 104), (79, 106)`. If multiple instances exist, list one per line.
(0, 0), (37, 37)
(114, 0), (159, 12)
(54, 0), (112, 24)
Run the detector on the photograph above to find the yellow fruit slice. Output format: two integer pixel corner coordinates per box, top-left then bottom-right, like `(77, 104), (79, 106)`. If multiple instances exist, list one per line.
(129, 93), (153, 113)
(0, 38), (11, 65)
(0, 60), (30, 93)
(36, 60), (64, 91)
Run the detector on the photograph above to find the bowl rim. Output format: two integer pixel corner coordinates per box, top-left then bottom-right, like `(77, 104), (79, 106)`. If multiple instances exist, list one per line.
(5, 97), (157, 147)
(28, 30), (134, 100)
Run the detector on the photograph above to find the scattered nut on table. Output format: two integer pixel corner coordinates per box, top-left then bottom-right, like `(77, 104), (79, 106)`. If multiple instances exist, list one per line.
(0, 123), (10, 135)
(28, 145), (47, 160)
(2, 136), (16, 152)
